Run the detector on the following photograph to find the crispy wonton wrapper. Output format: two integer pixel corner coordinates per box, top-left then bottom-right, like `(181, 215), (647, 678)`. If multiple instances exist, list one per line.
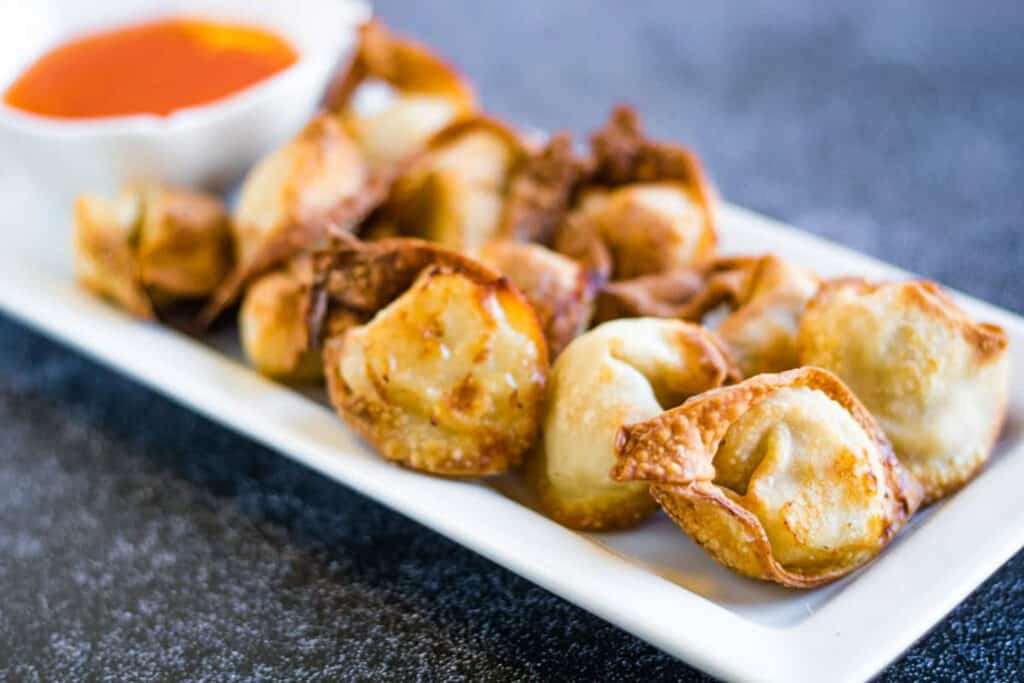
(798, 279), (1010, 502)
(526, 318), (738, 530)
(239, 256), (322, 381)
(496, 131), (589, 245)
(679, 255), (820, 377)
(365, 116), (528, 251)
(199, 114), (379, 326)
(326, 19), (478, 170)
(591, 269), (706, 324)
(552, 105), (718, 283)
(475, 240), (599, 357)
(613, 367), (924, 587)
(314, 238), (548, 477)
(74, 183), (231, 320)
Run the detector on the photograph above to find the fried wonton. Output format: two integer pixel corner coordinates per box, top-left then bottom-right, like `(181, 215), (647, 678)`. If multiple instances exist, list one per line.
(496, 131), (589, 245)
(591, 269), (705, 324)
(475, 240), (598, 357)
(367, 116), (527, 251)
(798, 279), (1010, 502)
(614, 367), (924, 587)
(679, 255), (820, 377)
(552, 105), (717, 282)
(199, 114), (373, 326)
(315, 238), (548, 477)
(74, 182), (231, 319)
(526, 318), (737, 530)
(326, 19), (478, 170)
(239, 256), (322, 381)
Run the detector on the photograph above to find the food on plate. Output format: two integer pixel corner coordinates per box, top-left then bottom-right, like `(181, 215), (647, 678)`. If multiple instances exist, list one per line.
(73, 182), (230, 319)
(591, 269), (705, 324)
(366, 116), (527, 250)
(553, 106), (717, 282)
(326, 19), (477, 170)
(680, 255), (820, 377)
(798, 279), (1010, 502)
(239, 256), (322, 381)
(560, 181), (714, 280)
(63, 6), (1011, 592)
(496, 131), (588, 244)
(613, 367), (924, 587)
(199, 113), (372, 325)
(315, 238), (548, 476)
(526, 318), (737, 530)
(475, 240), (597, 357)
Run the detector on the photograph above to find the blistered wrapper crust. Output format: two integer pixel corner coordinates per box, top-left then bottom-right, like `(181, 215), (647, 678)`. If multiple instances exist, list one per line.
(527, 318), (737, 530)
(798, 279), (1009, 502)
(614, 367), (923, 587)
(318, 239), (548, 477)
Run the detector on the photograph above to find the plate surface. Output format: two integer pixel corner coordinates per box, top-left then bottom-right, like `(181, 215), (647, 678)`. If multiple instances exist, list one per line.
(2, 173), (1021, 683)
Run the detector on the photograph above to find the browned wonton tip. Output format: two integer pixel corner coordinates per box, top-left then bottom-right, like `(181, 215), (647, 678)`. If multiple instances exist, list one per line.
(308, 237), (510, 346)
(325, 18), (477, 115)
(673, 256), (762, 320)
(497, 131), (589, 244)
(548, 105), (718, 296)
(592, 269), (706, 324)
(197, 114), (388, 328)
(590, 104), (717, 254)
(590, 105), (715, 210)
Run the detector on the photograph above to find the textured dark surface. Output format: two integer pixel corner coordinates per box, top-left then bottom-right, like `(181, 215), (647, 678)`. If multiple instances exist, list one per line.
(2, 1), (1023, 681)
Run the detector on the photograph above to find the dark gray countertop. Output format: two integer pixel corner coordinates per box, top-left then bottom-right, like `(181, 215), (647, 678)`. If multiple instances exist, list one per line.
(2, 1), (1023, 680)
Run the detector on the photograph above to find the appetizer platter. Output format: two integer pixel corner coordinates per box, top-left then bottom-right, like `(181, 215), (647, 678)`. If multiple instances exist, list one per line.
(3, 16), (1023, 683)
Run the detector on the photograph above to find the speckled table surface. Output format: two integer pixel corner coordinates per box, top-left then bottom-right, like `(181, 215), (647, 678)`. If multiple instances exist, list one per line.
(2, 2), (1023, 681)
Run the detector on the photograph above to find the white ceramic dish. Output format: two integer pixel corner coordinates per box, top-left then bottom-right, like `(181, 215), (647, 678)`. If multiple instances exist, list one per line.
(0, 0), (370, 199)
(1, 169), (1021, 682)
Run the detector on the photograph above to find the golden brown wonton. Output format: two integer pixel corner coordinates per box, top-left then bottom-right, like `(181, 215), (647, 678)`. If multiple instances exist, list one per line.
(314, 238), (548, 477)
(614, 367), (923, 587)
(679, 255), (820, 377)
(365, 116), (527, 251)
(199, 114), (373, 326)
(239, 255), (323, 382)
(552, 105), (718, 284)
(526, 318), (737, 530)
(326, 19), (478, 170)
(798, 278), (1010, 502)
(476, 240), (598, 357)
(74, 182), (231, 319)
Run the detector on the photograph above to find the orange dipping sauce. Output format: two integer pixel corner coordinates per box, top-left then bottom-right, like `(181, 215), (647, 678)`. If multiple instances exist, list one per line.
(3, 18), (298, 119)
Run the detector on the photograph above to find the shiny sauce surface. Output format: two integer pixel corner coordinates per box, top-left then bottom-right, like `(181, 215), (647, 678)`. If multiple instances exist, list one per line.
(3, 18), (298, 119)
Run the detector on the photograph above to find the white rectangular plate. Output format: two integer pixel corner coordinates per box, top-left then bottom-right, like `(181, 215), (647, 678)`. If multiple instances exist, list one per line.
(2, 172), (1022, 683)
